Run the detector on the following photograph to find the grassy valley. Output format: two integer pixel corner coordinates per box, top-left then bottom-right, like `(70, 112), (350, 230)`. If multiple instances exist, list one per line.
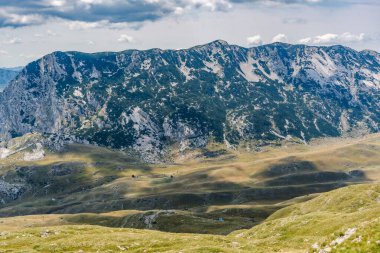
(0, 184), (379, 252)
(0, 134), (380, 251)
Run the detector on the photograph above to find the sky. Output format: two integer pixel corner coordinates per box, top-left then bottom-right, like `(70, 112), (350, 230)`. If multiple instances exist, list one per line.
(0, 0), (379, 67)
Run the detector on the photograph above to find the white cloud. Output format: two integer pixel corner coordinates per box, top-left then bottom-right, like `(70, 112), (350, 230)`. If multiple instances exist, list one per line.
(174, 7), (185, 15)
(246, 35), (263, 46)
(67, 21), (104, 30)
(0, 10), (44, 27)
(0, 0), (378, 29)
(67, 20), (129, 30)
(33, 30), (57, 38)
(339, 32), (366, 43)
(190, 0), (233, 11)
(47, 30), (57, 36)
(0, 0), (235, 29)
(271, 33), (288, 43)
(298, 37), (312, 44)
(3, 37), (22, 45)
(314, 33), (339, 44)
(117, 34), (134, 43)
(49, 0), (66, 7)
(0, 50), (8, 55)
(299, 32), (367, 45)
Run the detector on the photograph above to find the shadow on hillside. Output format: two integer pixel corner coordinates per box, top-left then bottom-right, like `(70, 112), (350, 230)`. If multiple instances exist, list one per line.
(254, 156), (368, 188)
(0, 154), (371, 235)
(0, 145), (152, 216)
(57, 144), (152, 171)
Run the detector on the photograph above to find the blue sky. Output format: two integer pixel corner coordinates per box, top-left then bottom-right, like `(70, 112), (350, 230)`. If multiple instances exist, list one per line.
(0, 0), (379, 67)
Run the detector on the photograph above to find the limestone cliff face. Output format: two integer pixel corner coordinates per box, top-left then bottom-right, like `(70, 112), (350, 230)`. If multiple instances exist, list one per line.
(0, 54), (66, 140)
(0, 41), (380, 161)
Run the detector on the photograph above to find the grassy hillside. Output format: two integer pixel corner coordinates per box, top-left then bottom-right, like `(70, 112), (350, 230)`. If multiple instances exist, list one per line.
(0, 183), (379, 252)
(0, 134), (380, 251)
(1, 134), (379, 234)
(233, 183), (380, 252)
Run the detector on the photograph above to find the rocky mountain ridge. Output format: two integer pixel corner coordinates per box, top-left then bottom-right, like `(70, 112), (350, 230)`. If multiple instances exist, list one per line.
(0, 40), (380, 161)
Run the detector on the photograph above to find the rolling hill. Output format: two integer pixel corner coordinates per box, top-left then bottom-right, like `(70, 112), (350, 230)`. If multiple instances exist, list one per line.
(0, 177), (378, 252)
(0, 133), (379, 252)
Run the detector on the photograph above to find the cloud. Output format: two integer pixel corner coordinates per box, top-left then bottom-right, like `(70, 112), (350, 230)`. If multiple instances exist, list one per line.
(0, 0), (363, 28)
(174, 7), (185, 15)
(3, 37), (22, 45)
(66, 20), (129, 31)
(67, 21), (105, 30)
(271, 33), (288, 43)
(0, 50), (8, 55)
(246, 35), (263, 46)
(299, 32), (368, 45)
(191, 0), (233, 11)
(0, 10), (45, 27)
(33, 30), (57, 39)
(117, 34), (134, 43)
(0, 0), (210, 28)
(46, 30), (57, 36)
(0, 1), (171, 28)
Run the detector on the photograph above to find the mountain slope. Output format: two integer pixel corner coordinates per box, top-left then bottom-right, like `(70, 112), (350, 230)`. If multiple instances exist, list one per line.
(1, 183), (379, 252)
(0, 67), (22, 91)
(0, 41), (380, 161)
(1, 133), (379, 229)
(233, 183), (380, 252)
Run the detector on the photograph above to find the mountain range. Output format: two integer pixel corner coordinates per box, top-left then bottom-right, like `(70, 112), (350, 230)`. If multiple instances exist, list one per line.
(0, 40), (379, 161)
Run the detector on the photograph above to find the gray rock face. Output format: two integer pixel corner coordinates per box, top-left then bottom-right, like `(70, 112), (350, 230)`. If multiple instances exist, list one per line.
(0, 179), (25, 204)
(0, 41), (380, 161)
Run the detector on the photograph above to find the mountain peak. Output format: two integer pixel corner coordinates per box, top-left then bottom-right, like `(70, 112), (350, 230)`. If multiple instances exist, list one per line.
(208, 39), (229, 46)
